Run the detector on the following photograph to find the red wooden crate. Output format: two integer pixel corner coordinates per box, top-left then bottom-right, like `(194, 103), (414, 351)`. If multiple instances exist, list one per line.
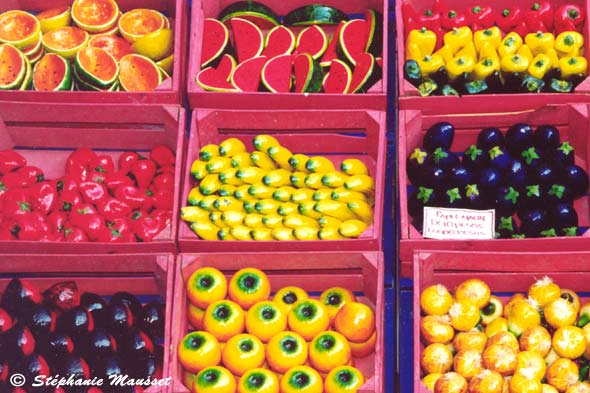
(0, 102), (185, 253)
(0, 253), (175, 393)
(413, 250), (590, 393)
(169, 251), (384, 393)
(395, 0), (590, 111)
(178, 109), (386, 252)
(399, 104), (590, 277)
(187, 0), (388, 110)
(0, 0), (188, 105)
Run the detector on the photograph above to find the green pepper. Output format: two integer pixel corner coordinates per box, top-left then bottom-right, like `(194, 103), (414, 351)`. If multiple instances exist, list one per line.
(559, 56), (588, 85)
(463, 79), (489, 94)
(524, 32), (555, 56)
(440, 84), (459, 96)
(418, 78), (438, 96)
(549, 78), (574, 93)
(528, 54), (552, 80)
(404, 60), (422, 87)
(521, 75), (545, 93)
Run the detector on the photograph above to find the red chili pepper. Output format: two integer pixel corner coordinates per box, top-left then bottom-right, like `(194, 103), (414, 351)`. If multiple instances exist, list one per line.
(105, 171), (134, 192)
(29, 182), (57, 215)
(118, 152), (140, 174)
(64, 227), (88, 242)
(152, 189), (173, 210)
(2, 189), (32, 218)
(525, 2), (553, 32)
(47, 211), (68, 234)
(12, 212), (49, 241)
(98, 198), (132, 221)
(130, 160), (157, 189)
(0, 150), (26, 174)
(131, 211), (162, 242)
(78, 181), (108, 205)
(554, 4), (585, 33)
(2, 166), (44, 188)
(150, 145), (176, 168)
(114, 186), (148, 209)
(468, 5), (493, 31)
(91, 155), (115, 174)
(66, 148), (98, 182)
(152, 209), (172, 231)
(496, 7), (523, 33)
(152, 173), (174, 193)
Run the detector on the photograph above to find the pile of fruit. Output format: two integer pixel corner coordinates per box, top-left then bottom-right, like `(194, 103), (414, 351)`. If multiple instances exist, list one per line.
(0, 145), (175, 242)
(0, 278), (165, 392)
(402, 1), (588, 95)
(178, 267), (376, 393)
(196, 1), (382, 94)
(419, 277), (590, 393)
(0, 0), (174, 92)
(406, 122), (589, 238)
(181, 135), (375, 241)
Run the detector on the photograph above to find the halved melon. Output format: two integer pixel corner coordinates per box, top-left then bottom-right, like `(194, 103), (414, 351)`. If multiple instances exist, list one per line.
(320, 21), (345, 67)
(262, 25), (295, 59)
(0, 44), (26, 90)
(90, 12), (122, 36)
(89, 34), (133, 61)
(0, 10), (41, 50)
(349, 52), (381, 93)
(75, 46), (118, 89)
(118, 9), (166, 43)
(218, 1), (279, 30)
(37, 7), (71, 33)
(295, 25), (327, 60)
(33, 53), (72, 91)
(293, 53), (323, 93)
(19, 55), (32, 90)
(261, 54), (292, 93)
(338, 19), (368, 66)
(27, 43), (44, 64)
(42, 26), (89, 59)
(118, 54), (163, 92)
(322, 59), (351, 94)
(231, 55), (267, 92)
(216, 54), (237, 81)
(364, 9), (383, 57)
(196, 66), (240, 92)
(157, 54), (175, 76)
(284, 5), (348, 26)
(230, 17), (263, 64)
(23, 36), (43, 63)
(71, 0), (119, 33)
(73, 65), (118, 90)
(201, 18), (230, 68)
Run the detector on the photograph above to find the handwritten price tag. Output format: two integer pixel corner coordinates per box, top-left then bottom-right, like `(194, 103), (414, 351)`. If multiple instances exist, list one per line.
(422, 207), (496, 240)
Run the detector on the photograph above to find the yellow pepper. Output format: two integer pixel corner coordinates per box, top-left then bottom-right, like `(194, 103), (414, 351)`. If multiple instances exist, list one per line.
(559, 56), (588, 80)
(517, 45), (534, 64)
(417, 54), (445, 77)
(457, 42), (477, 61)
(546, 48), (560, 69)
(405, 42), (422, 62)
(498, 32), (523, 58)
(474, 27), (501, 52)
(501, 54), (530, 73)
(555, 31), (584, 57)
(447, 56), (476, 81)
(524, 32), (555, 56)
(474, 56), (500, 80)
(407, 28), (437, 57)
(434, 45), (454, 64)
(443, 26), (473, 54)
(528, 54), (552, 80)
(479, 42), (500, 62)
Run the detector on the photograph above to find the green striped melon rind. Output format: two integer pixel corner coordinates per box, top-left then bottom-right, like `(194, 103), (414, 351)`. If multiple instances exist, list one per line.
(337, 19), (366, 67)
(218, 1), (280, 28)
(201, 18), (233, 69)
(74, 47), (119, 89)
(284, 5), (348, 26)
(0, 44), (27, 90)
(19, 54), (33, 90)
(364, 9), (383, 57)
(73, 65), (118, 91)
(350, 53), (381, 93)
(32, 53), (72, 91)
(293, 53), (323, 93)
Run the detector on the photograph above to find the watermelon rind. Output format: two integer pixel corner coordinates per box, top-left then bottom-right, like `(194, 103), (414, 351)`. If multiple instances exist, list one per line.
(293, 53), (323, 93)
(230, 17), (264, 64)
(32, 53), (72, 91)
(295, 25), (328, 60)
(320, 21), (345, 68)
(260, 54), (293, 93)
(219, 1), (279, 29)
(74, 47), (119, 89)
(262, 25), (295, 58)
(73, 65), (118, 91)
(350, 53), (381, 93)
(337, 19), (367, 66)
(364, 9), (383, 57)
(284, 5), (348, 26)
(0, 44), (26, 90)
(0, 11), (42, 50)
(72, 0), (120, 33)
(201, 18), (231, 68)
(230, 55), (267, 92)
(216, 54), (238, 81)
(196, 66), (240, 92)
(322, 58), (352, 94)
(19, 54), (33, 90)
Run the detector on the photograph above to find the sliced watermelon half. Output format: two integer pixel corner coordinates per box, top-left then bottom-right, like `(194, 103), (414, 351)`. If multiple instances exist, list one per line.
(261, 54), (293, 93)
(322, 59), (351, 94)
(196, 66), (239, 92)
(0, 44), (27, 90)
(230, 17), (264, 64)
(349, 52), (381, 93)
(262, 25), (295, 59)
(284, 5), (348, 26)
(219, 1), (279, 29)
(295, 25), (327, 60)
(293, 53), (323, 93)
(32, 53), (72, 91)
(364, 9), (383, 57)
(338, 19), (368, 66)
(231, 55), (266, 92)
(320, 21), (345, 67)
(216, 54), (237, 81)
(201, 18), (231, 68)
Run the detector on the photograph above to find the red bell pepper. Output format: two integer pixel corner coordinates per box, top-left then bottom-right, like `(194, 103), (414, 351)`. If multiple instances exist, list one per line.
(99, 218), (135, 242)
(130, 159), (157, 189)
(402, 2), (421, 33)
(0, 150), (26, 174)
(30, 182), (56, 215)
(525, 2), (554, 32)
(131, 211), (162, 242)
(91, 155), (115, 174)
(70, 204), (104, 240)
(152, 189), (173, 210)
(150, 145), (175, 168)
(114, 186), (148, 209)
(468, 5), (493, 31)
(118, 152), (140, 174)
(79, 181), (108, 205)
(105, 171), (134, 192)
(12, 212), (50, 241)
(64, 227), (88, 242)
(156, 165), (175, 176)
(152, 209), (172, 230)
(39, 232), (64, 242)
(69, 203), (98, 223)
(87, 171), (108, 184)
(495, 6), (523, 33)
(98, 198), (132, 221)
(441, 8), (467, 30)
(152, 173), (174, 193)
(65, 148), (98, 182)
(2, 166), (44, 188)
(554, 4), (585, 34)
(0, 226), (15, 240)
(47, 211), (68, 234)
(57, 192), (82, 212)
(56, 177), (78, 196)
(2, 189), (32, 218)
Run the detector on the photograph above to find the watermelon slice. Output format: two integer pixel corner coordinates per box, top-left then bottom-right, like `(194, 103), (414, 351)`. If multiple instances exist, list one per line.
(219, 1), (279, 29)
(293, 53), (323, 93)
(231, 55), (266, 92)
(201, 18), (231, 68)
(364, 9), (383, 57)
(216, 54), (237, 81)
(295, 25), (327, 60)
(261, 54), (292, 93)
(320, 21), (345, 67)
(230, 17), (263, 64)
(349, 52), (381, 93)
(262, 25), (295, 59)
(338, 19), (367, 66)
(284, 5), (348, 26)
(196, 66), (240, 92)
(322, 59), (351, 94)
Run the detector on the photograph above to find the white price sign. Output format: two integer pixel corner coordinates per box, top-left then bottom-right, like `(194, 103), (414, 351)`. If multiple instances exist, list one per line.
(422, 207), (496, 240)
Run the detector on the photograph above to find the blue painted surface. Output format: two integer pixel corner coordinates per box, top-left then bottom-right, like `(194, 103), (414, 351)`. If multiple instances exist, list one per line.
(384, 287), (396, 393)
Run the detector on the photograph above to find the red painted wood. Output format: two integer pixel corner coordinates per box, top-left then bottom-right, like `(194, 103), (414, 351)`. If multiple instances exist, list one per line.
(187, 0), (387, 110)
(178, 109), (386, 253)
(169, 252), (384, 393)
(398, 104), (590, 276)
(0, 0), (187, 105)
(395, 0), (590, 110)
(0, 104), (186, 254)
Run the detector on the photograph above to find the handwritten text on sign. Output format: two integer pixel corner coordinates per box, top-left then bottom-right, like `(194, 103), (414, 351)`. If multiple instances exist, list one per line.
(422, 207), (496, 240)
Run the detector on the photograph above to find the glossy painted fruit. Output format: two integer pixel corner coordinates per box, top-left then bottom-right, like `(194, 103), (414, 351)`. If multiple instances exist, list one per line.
(71, 0), (119, 33)
(42, 26), (90, 60)
(280, 366), (323, 393)
(288, 299), (330, 341)
(178, 331), (221, 373)
(230, 17), (263, 64)
(421, 343), (453, 374)
(266, 331), (308, 373)
(552, 326), (587, 359)
(324, 366), (364, 393)
(118, 9), (166, 43)
(349, 52), (381, 93)
(228, 268), (271, 310)
(194, 366), (236, 393)
(33, 53), (72, 91)
(334, 301), (375, 343)
(273, 286), (308, 314)
(455, 279), (491, 309)
(118, 54), (162, 91)
(296, 25), (327, 60)
(231, 56), (267, 92)
(201, 18), (230, 68)
(482, 344), (518, 376)
(37, 7), (71, 33)
(246, 301), (287, 342)
(0, 44), (26, 90)
(222, 333), (265, 376)
(420, 315), (454, 344)
(88, 34), (133, 62)
(309, 331), (351, 373)
(238, 368), (280, 393)
(319, 287), (356, 323)
(349, 330), (376, 358)
(262, 25), (295, 59)
(337, 19), (367, 67)
(0, 11), (41, 50)
(261, 54), (293, 93)
(420, 284), (453, 315)
(293, 53), (323, 93)
(74, 46), (118, 89)
(322, 59), (352, 93)
(284, 5), (348, 26)
(186, 267), (228, 310)
(218, 1), (280, 30)
(132, 28), (173, 61)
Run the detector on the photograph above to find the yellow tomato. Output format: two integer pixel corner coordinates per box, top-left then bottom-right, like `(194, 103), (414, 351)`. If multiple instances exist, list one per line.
(178, 331), (221, 373)
(455, 278), (491, 309)
(420, 284), (454, 316)
(238, 368), (280, 393)
(308, 331), (351, 374)
(203, 300), (245, 342)
(288, 299), (330, 341)
(222, 334), (265, 376)
(324, 366), (365, 393)
(186, 267), (228, 309)
(246, 301), (287, 343)
(229, 268), (271, 310)
(194, 366), (236, 393)
(421, 343), (454, 375)
(266, 331), (308, 374)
